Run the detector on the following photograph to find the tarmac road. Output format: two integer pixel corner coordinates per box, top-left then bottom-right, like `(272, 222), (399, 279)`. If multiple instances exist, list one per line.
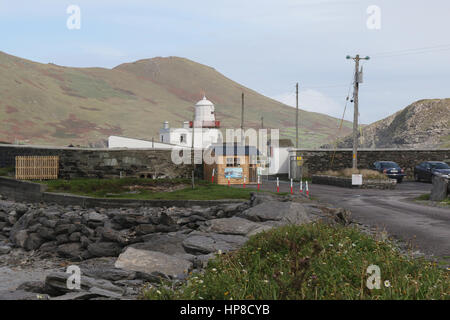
(243, 180), (450, 259)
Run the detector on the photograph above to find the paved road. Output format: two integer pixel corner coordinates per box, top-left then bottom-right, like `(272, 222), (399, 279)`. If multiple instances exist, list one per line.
(241, 180), (450, 259)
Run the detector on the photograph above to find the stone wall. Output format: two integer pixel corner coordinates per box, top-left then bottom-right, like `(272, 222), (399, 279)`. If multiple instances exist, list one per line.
(0, 144), (194, 179)
(294, 149), (450, 178)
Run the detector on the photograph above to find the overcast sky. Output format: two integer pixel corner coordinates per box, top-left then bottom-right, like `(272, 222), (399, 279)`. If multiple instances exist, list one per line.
(1, 0), (449, 124)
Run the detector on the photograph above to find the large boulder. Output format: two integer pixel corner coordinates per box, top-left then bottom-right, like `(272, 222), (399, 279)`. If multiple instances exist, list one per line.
(44, 272), (125, 296)
(131, 232), (188, 255)
(430, 176), (449, 201)
(239, 201), (313, 225)
(182, 232), (248, 255)
(115, 247), (192, 280)
(205, 217), (264, 236)
(88, 242), (122, 257)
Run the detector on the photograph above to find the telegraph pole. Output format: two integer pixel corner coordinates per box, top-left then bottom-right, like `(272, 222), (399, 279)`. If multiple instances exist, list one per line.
(346, 54), (369, 169)
(241, 92), (245, 145)
(295, 83), (299, 149)
(261, 115), (264, 129)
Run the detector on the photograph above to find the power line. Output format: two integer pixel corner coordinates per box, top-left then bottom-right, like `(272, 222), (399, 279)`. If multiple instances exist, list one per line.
(371, 43), (450, 58)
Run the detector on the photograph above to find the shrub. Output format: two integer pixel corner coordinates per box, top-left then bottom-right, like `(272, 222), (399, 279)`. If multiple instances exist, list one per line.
(141, 222), (449, 300)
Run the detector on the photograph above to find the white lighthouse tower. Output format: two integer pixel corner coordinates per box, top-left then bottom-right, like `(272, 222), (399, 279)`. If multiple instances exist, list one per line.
(191, 96), (220, 129)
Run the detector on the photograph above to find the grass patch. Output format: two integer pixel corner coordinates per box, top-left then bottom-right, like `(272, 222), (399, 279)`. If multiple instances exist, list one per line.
(318, 168), (389, 180)
(141, 222), (449, 300)
(0, 167), (14, 177)
(416, 193), (450, 205)
(39, 178), (263, 200)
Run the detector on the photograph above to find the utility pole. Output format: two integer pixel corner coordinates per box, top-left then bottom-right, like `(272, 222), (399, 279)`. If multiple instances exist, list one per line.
(295, 83), (299, 149)
(261, 115), (264, 129)
(346, 54), (369, 169)
(241, 92), (245, 145)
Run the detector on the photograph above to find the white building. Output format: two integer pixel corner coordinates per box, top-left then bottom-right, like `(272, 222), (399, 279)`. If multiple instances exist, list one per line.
(109, 96), (222, 150)
(159, 96), (222, 149)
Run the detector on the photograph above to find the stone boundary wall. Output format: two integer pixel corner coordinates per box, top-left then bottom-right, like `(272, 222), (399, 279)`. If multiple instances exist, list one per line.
(311, 175), (396, 189)
(295, 149), (450, 178)
(0, 177), (244, 208)
(0, 144), (193, 179)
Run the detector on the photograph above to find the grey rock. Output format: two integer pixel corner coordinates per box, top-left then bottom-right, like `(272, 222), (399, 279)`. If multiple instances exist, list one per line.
(135, 224), (156, 235)
(37, 226), (56, 240)
(115, 247), (192, 280)
(206, 217), (264, 236)
(55, 224), (77, 235)
(0, 245), (12, 255)
(45, 272), (125, 296)
(240, 201), (312, 224)
(57, 243), (84, 260)
(88, 242), (122, 257)
(39, 241), (58, 252)
(88, 287), (122, 299)
(79, 257), (136, 281)
(0, 289), (49, 300)
(56, 234), (70, 245)
(17, 281), (47, 293)
(24, 233), (44, 251)
(12, 229), (28, 248)
(133, 232), (188, 255)
(69, 232), (81, 242)
(182, 232), (248, 255)
(88, 211), (108, 223)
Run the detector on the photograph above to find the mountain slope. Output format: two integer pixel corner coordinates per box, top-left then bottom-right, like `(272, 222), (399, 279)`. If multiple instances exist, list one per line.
(327, 99), (450, 149)
(0, 52), (352, 147)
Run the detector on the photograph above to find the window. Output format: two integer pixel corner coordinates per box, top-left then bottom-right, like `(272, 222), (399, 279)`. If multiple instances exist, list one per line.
(180, 134), (186, 144)
(226, 157), (234, 167)
(234, 157), (241, 167)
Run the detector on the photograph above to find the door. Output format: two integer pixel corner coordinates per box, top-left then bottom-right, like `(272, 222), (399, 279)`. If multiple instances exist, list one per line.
(249, 164), (257, 183)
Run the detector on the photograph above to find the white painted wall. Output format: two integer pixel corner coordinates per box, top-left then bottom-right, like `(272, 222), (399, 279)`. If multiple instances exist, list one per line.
(108, 136), (175, 149)
(269, 147), (290, 174)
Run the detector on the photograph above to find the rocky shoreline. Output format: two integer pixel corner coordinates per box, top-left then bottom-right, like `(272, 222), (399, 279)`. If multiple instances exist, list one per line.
(0, 192), (377, 300)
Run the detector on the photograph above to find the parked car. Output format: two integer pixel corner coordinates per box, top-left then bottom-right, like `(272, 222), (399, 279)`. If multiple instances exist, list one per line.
(372, 161), (406, 183)
(414, 161), (450, 182)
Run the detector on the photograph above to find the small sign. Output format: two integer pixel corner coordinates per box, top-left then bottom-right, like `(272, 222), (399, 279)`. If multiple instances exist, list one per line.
(224, 167), (243, 179)
(352, 174), (363, 185)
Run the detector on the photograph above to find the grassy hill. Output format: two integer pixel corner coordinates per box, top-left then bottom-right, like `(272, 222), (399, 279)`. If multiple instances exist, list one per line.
(0, 52), (352, 147)
(326, 99), (450, 149)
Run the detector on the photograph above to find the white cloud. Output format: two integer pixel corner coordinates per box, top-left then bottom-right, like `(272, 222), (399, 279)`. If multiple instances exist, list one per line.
(271, 89), (351, 121)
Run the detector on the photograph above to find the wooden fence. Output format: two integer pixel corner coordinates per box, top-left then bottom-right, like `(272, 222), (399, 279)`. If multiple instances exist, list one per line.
(15, 156), (59, 180)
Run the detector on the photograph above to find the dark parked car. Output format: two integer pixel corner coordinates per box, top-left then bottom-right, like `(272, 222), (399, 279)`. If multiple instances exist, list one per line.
(414, 161), (450, 182)
(372, 161), (406, 183)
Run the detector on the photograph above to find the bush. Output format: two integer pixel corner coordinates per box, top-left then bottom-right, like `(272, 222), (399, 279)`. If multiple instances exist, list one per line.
(141, 222), (449, 300)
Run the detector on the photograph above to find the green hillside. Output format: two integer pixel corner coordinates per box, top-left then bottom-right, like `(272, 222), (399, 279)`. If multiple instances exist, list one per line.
(0, 52), (352, 147)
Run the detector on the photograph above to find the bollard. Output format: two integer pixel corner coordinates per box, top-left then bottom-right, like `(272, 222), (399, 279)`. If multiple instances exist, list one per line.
(277, 177), (280, 193)
(290, 178), (293, 194)
(211, 168), (215, 183)
(257, 175), (260, 191)
(243, 176), (246, 189)
(300, 180), (303, 194)
(228, 177), (230, 187)
(306, 181), (309, 197)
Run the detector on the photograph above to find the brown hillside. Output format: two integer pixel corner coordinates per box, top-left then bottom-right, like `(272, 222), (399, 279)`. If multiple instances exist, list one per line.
(0, 52), (352, 147)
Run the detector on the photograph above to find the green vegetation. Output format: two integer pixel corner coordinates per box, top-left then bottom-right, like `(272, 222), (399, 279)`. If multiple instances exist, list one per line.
(318, 168), (389, 180)
(40, 178), (264, 200)
(141, 222), (449, 300)
(416, 193), (450, 205)
(0, 167), (14, 177)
